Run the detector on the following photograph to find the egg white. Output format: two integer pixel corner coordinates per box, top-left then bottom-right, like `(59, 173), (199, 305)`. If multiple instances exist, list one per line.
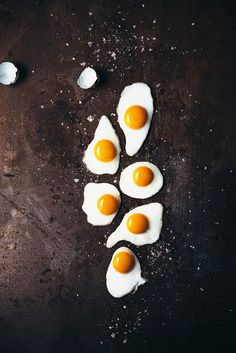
(83, 115), (121, 175)
(119, 161), (163, 199)
(106, 247), (146, 298)
(117, 82), (154, 156)
(82, 183), (121, 225)
(106, 203), (163, 248)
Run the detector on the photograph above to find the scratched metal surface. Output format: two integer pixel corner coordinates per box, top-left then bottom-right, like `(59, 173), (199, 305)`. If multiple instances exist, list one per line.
(0, 0), (235, 352)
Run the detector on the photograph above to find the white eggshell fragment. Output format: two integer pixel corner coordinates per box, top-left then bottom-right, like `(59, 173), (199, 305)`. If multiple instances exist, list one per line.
(0, 62), (19, 85)
(117, 82), (154, 156)
(77, 67), (98, 89)
(82, 182), (121, 225)
(106, 247), (146, 298)
(83, 115), (121, 175)
(106, 202), (163, 248)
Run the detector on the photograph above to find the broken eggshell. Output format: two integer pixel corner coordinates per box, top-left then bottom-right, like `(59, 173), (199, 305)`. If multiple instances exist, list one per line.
(77, 67), (98, 89)
(0, 62), (19, 85)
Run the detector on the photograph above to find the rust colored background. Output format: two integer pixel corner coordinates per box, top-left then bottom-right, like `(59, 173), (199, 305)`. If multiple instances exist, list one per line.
(0, 0), (235, 352)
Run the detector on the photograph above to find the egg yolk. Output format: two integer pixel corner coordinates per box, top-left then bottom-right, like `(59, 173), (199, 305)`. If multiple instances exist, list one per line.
(97, 194), (119, 215)
(124, 105), (148, 129)
(133, 166), (154, 186)
(127, 213), (149, 234)
(113, 251), (135, 273)
(94, 139), (116, 162)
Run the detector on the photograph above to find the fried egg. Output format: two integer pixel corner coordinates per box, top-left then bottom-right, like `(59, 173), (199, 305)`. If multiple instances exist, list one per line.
(83, 115), (121, 175)
(119, 161), (163, 199)
(82, 183), (121, 225)
(106, 247), (146, 298)
(106, 203), (163, 248)
(117, 82), (154, 156)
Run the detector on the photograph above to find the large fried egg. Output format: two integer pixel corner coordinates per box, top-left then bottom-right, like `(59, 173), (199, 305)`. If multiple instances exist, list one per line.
(106, 203), (163, 248)
(83, 115), (121, 175)
(119, 161), (163, 199)
(82, 183), (121, 225)
(117, 82), (154, 156)
(106, 247), (146, 298)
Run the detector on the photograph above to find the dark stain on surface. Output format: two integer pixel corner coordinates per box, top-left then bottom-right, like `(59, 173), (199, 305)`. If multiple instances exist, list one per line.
(25, 100), (79, 165)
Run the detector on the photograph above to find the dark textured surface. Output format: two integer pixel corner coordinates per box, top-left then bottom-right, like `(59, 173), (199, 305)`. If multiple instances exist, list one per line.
(0, 0), (235, 352)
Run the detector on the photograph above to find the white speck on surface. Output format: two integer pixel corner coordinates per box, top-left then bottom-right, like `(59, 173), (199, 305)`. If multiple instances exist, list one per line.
(11, 209), (17, 217)
(86, 115), (93, 123)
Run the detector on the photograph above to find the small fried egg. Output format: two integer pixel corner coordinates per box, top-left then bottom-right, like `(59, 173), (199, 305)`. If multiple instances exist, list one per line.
(119, 161), (163, 199)
(106, 203), (163, 248)
(106, 247), (146, 298)
(117, 82), (154, 156)
(82, 183), (121, 225)
(83, 115), (121, 175)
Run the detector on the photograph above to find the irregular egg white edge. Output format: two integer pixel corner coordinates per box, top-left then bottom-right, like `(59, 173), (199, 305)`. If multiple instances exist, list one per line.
(82, 182), (121, 225)
(119, 161), (163, 199)
(106, 202), (163, 248)
(117, 82), (154, 156)
(106, 247), (146, 298)
(83, 115), (121, 175)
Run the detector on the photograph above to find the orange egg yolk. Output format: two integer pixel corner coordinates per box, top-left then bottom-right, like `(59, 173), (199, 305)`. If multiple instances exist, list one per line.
(94, 139), (116, 162)
(127, 213), (149, 234)
(124, 105), (148, 129)
(97, 194), (119, 215)
(133, 166), (154, 186)
(113, 251), (135, 273)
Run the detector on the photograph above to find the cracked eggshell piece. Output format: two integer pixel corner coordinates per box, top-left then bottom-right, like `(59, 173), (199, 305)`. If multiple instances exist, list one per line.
(0, 62), (19, 85)
(106, 202), (163, 248)
(83, 115), (121, 175)
(82, 182), (121, 226)
(106, 247), (146, 298)
(77, 67), (98, 89)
